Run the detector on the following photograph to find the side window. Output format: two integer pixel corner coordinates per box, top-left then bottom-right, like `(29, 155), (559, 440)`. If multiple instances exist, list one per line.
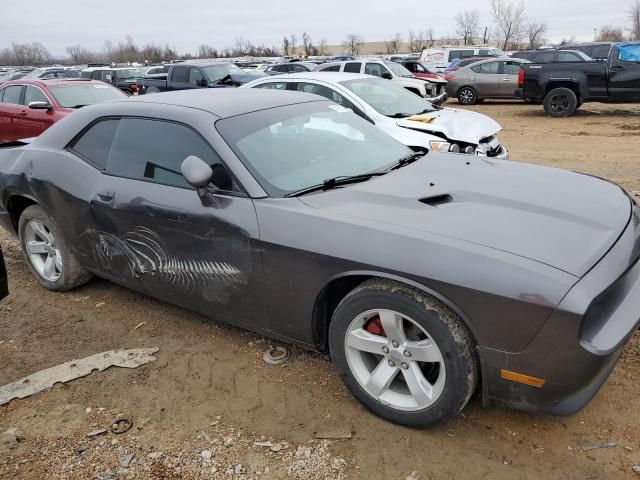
(413, 63), (426, 73)
(272, 65), (287, 73)
(344, 62), (362, 73)
(459, 50), (475, 58)
(255, 82), (288, 90)
(70, 119), (119, 170)
(594, 45), (612, 58)
(318, 65), (340, 72)
(536, 52), (555, 63)
(471, 62), (499, 74)
(502, 61), (521, 75)
(2, 86), (22, 105)
(448, 50), (463, 62)
(0, 88), (4, 102)
(24, 86), (49, 105)
(364, 63), (384, 77)
(107, 119), (232, 190)
(189, 68), (204, 85)
(294, 83), (355, 110)
(292, 64), (307, 72)
(171, 66), (189, 83)
(478, 49), (491, 56)
(558, 52), (582, 62)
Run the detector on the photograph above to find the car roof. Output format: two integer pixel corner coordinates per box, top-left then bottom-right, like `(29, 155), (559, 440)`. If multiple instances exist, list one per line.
(254, 71), (372, 83)
(124, 88), (327, 118)
(1, 78), (104, 88)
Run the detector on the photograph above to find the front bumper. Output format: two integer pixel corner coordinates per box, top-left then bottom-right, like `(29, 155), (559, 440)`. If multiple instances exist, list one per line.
(480, 199), (640, 415)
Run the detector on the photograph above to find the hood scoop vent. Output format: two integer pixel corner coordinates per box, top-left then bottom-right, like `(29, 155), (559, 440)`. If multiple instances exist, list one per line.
(419, 194), (453, 207)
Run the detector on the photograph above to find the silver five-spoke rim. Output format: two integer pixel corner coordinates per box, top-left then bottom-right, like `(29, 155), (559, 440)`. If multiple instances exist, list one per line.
(24, 220), (62, 282)
(345, 309), (446, 411)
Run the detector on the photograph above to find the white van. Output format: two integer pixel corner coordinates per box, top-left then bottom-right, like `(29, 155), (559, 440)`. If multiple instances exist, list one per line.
(420, 46), (504, 70)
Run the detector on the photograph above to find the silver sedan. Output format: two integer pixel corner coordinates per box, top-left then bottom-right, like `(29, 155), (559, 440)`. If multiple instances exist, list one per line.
(445, 57), (529, 105)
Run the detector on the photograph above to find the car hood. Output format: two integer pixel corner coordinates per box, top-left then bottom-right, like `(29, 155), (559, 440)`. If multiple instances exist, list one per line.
(396, 108), (501, 145)
(299, 155), (631, 277)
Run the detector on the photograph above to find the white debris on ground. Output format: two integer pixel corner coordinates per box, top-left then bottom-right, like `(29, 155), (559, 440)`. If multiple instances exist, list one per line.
(0, 409), (348, 479)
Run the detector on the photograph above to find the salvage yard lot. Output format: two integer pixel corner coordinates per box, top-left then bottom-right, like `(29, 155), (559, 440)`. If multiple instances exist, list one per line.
(1, 100), (639, 479)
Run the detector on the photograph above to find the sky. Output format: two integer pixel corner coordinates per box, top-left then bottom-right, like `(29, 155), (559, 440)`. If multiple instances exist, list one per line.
(0, 0), (633, 56)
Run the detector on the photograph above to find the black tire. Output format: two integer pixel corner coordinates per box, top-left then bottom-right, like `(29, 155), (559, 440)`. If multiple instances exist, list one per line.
(543, 87), (578, 117)
(457, 86), (477, 105)
(329, 279), (478, 427)
(145, 86), (160, 94)
(18, 205), (92, 292)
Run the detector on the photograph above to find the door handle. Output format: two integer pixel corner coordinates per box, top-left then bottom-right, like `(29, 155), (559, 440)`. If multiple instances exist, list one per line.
(502, 78), (512, 81)
(18, 110), (28, 116)
(96, 189), (115, 202)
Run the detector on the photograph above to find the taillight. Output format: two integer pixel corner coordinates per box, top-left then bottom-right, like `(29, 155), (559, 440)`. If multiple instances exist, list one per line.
(444, 74), (455, 81)
(518, 67), (525, 87)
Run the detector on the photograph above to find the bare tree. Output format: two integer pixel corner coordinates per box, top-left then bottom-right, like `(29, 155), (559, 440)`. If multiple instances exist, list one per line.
(302, 32), (314, 56)
(197, 44), (218, 59)
(526, 19), (547, 48)
(455, 10), (481, 45)
(342, 33), (364, 55)
(289, 34), (297, 55)
(282, 36), (290, 56)
(426, 27), (435, 48)
(491, 0), (526, 50)
(407, 29), (426, 52)
(384, 33), (403, 54)
(317, 38), (329, 55)
(630, 0), (640, 40)
(66, 44), (96, 64)
(597, 25), (625, 42)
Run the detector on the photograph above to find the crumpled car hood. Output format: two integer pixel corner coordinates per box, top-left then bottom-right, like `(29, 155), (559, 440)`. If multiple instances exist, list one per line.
(300, 155), (631, 277)
(396, 108), (502, 145)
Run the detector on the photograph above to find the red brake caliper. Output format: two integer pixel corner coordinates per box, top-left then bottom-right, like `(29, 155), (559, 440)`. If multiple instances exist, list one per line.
(364, 315), (386, 336)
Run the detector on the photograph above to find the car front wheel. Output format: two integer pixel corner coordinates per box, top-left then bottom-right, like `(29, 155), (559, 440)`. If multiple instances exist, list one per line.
(329, 279), (478, 427)
(18, 205), (92, 291)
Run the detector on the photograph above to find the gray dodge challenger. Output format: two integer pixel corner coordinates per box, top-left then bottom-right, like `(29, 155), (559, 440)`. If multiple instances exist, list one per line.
(0, 89), (638, 426)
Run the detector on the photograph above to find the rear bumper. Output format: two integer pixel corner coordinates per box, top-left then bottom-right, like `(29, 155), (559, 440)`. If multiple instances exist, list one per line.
(480, 199), (640, 415)
(514, 88), (523, 99)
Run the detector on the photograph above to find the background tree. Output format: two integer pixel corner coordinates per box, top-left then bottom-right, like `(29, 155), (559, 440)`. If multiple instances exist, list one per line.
(282, 36), (290, 56)
(407, 29), (426, 52)
(455, 10), (481, 45)
(384, 33), (403, 54)
(317, 38), (329, 56)
(289, 34), (297, 55)
(630, 1), (640, 40)
(526, 19), (547, 48)
(66, 44), (96, 64)
(491, 0), (526, 50)
(342, 33), (364, 55)
(302, 32), (314, 56)
(597, 25), (625, 41)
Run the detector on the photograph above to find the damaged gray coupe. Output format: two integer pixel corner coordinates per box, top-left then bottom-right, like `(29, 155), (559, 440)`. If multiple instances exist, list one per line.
(0, 89), (639, 426)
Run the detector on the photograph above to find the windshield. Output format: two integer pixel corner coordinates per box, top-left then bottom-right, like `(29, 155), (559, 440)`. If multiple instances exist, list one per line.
(203, 63), (244, 81)
(217, 102), (411, 197)
(116, 69), (143, 79)
(341, 78), (438, 117)
(385, 61), (413, 77)
(49, 83), (127, 108)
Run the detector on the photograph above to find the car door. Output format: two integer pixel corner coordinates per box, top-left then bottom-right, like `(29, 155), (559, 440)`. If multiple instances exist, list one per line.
(188, 67), (206, 88)
(608, 44), (640, 101)
(80, 116), (264, 328)
(167, 66), (190, 90)
(0, 85), (25, 142)
(498, 60), (523, 97)
(469, 61), (501, 97)
(18, 85), (56, 137)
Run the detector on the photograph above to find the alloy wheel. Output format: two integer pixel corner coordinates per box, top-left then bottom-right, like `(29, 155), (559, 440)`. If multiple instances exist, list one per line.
(344, 309), (446, 411)
(24, 220), (62, 282)
(459, 88), (475, 104)
(549, 94), (570, 114)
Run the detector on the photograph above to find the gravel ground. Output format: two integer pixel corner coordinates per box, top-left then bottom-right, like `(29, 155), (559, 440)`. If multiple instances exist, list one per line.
(1, 100), (640, 479)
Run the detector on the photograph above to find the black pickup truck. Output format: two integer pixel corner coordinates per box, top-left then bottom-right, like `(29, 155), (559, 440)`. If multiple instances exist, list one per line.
(517, 42), (640, 117)
(143, 62), (265, 93)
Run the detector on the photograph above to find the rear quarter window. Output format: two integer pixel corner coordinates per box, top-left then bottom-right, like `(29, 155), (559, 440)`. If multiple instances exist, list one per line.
(318, 65), (340, 72)
(70, 119), (119, 170)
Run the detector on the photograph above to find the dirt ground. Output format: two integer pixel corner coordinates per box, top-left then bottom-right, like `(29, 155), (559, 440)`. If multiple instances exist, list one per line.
(1, 100), (640, 480)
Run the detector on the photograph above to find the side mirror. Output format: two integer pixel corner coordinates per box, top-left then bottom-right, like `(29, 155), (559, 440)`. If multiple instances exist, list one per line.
(181, 155), (212, 195)
(28, 101), (53, 111)
(197, 78), (208, 87)
(381, 71), (393, 80)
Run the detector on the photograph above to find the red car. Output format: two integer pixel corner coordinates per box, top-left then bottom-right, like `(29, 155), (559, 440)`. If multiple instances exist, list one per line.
(399, 60), (446, 80)
(0, 79), (126, 143)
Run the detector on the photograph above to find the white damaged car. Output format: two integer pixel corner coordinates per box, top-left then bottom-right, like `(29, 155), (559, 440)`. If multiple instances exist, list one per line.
(243, 72), (508, 158)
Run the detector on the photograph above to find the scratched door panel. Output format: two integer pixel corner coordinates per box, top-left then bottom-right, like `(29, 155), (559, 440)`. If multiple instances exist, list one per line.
(85, 175), (264, 329)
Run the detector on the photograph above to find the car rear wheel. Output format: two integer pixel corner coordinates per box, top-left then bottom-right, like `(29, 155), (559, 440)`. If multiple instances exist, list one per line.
(457, 87), (477, 105)
(18, 205), (92, 292)
(145, 86), (160, 94)
(543, 87), (578, 117)
(329, 279), (478, 427)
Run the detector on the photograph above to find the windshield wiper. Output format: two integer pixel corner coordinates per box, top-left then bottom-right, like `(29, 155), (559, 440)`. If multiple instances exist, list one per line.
(387, 152), (426, 171)
(284, 173), (386, 197)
